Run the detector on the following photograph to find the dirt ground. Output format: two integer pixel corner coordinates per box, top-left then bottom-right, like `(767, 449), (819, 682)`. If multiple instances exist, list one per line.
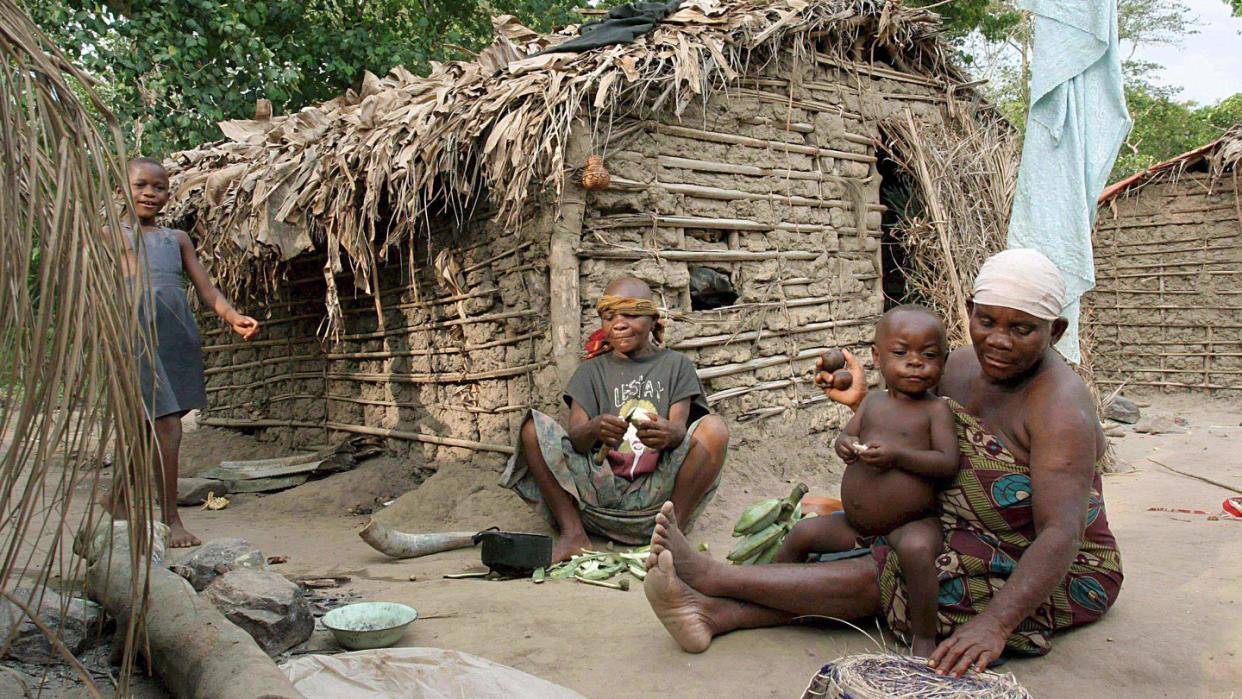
(18, 394), (1241, 697)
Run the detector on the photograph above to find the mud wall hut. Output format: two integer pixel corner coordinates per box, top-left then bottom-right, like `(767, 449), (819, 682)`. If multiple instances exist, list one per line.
(1084, 124), (1242, 393)
(166, 0), (1008, 461)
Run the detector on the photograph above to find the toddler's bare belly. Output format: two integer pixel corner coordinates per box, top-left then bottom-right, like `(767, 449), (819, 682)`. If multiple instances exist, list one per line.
(841, 464), (937, 537)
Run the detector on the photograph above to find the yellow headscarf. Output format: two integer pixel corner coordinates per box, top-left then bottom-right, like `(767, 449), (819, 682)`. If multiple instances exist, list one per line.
(596, 295), (665, 345)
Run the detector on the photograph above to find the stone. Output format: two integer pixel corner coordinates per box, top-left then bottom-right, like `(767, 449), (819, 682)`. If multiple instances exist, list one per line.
(1133, 415), (1187, 435)
(1102, 424), (1126, 438)
(200, 569), (313, 656)
(170, 537), (268, 591)
(1103, 396), (1141, 424)
(0, 587), (103, 665)
(176, 477), (230, 505)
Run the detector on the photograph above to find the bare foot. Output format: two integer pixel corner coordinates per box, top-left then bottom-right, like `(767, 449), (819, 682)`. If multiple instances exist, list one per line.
(912, 636), (937, 659)
(551, 530), (591, 563)
(168, 521), (201, 548)
(648, 502), (716, 592)
(644, 550), (715, 653)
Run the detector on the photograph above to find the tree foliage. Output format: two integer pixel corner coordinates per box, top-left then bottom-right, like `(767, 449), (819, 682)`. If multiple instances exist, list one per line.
(907, 0), (1021, 42)
(1113, 89), (1242, 179)
(918, 0), (1240, 182)
(21, 0), (584, 155)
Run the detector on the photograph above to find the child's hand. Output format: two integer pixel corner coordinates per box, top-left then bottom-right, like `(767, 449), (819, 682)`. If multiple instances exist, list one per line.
(595, 414), (628, 448)
(857, 442), (897, 469)
(636, 415), (683, 451)
(834, 434), (860, 464)
(230, 315), (260, 340)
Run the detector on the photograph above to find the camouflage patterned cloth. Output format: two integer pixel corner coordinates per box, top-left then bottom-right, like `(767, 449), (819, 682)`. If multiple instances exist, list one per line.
(500, 410), (718, 545)
(873, 401), (1123, 655)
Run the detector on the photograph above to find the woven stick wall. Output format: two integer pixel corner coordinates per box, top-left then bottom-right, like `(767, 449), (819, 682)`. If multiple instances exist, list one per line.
(1085, 170), (1242, 392)
(199, 215), (556, 459)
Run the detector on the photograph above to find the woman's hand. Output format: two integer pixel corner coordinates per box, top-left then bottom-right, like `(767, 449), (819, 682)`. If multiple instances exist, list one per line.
(230, 315), (260, 340)
(928, 614), (1008, 678)
(636, 415), (684, 451)
(594, 414), (628, 449)
(818, 349), (866, 411)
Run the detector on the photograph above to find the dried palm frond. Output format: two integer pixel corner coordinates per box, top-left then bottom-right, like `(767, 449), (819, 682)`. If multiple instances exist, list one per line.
(163, 0), (968, 337)
(1209, 123), (1242, 181)
(881, 109), (1018, 346)
(0, 1), (156, 693)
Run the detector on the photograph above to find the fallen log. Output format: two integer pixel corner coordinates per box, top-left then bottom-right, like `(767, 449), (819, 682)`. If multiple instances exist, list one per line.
(74, 517), (303, 699)
(358, 520), (477, 559)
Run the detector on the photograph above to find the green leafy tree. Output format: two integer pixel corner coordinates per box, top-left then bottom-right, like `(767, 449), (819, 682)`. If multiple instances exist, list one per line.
(908, 0), (1022, 41)
(1113, 86), (1242, 179)
(21, 0), (584, 155)
(929, 0), (1238, 182)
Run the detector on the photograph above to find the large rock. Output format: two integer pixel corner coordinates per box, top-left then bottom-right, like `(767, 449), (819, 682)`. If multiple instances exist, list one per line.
(0, 587), (103, 665)
(176, 477), (229, 505)
(200, 569), (313, 656)
(1103, 396), (1141, 424)
(169, 537), (268, 591)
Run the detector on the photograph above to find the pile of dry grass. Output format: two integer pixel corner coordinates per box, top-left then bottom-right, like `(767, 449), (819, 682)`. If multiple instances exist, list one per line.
(163, 0), (965, 337)
(1209, 123), (1242, 180)
(881, 110), (1017, 346)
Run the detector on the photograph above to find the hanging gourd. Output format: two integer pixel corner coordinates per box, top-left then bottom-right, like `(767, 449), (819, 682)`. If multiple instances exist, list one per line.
(581, 155), (611, 191)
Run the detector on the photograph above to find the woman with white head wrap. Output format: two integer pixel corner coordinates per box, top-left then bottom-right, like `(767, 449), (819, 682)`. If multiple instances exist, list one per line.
(972, 248), (1067, 322)
(641, 250), (1120, 681)
(967, 249), (1073, 382)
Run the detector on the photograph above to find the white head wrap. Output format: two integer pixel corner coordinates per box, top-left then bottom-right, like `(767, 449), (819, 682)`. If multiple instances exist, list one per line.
(972, 249), (1066, 321)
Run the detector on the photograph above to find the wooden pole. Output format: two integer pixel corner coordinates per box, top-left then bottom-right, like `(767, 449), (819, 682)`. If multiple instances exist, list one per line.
(549, 121), (589, 387)
(74, 519), (303, 699)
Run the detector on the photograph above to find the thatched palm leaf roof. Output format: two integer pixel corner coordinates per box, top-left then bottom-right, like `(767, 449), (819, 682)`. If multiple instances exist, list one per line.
(166, 0), (963, 328)
(1099, 122), (1242, 203)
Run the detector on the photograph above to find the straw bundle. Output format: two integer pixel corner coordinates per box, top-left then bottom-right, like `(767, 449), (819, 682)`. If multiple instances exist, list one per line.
(802, 653), (1032, 699)
(0, 1), (157, 693)
(1208, 123), (1242, 182)
(164, 0), (962, 338)
(881, 110), (1017, 346)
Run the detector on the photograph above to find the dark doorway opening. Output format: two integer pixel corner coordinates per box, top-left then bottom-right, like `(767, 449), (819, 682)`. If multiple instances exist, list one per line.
(877, 151), (919, 310)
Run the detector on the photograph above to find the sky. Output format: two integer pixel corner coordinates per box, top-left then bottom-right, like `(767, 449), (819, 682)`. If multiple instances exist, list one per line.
(1129, 0), (1242, 104)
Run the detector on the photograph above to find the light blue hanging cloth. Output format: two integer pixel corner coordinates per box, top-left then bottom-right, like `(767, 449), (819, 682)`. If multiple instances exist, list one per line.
(1008, 0), (1131, 363)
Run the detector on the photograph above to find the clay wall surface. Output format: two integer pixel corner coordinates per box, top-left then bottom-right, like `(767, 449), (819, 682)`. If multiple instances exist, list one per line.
(198, 259), (327, 446)
(201, 215), (556, 462)
(1086, 172), (1242, 392)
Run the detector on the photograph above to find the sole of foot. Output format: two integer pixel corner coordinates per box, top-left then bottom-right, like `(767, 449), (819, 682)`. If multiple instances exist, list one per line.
(644, 550), (714, 654)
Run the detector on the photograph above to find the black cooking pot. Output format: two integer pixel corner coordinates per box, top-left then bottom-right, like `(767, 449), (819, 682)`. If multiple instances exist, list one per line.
(472, 529), (552, 577)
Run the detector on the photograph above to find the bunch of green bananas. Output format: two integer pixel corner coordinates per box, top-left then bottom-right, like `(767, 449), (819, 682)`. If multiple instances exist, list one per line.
(727, 483), (809, 565)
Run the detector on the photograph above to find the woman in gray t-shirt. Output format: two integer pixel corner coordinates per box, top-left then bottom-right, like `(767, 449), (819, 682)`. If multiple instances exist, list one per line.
(500, 277), (729, 563)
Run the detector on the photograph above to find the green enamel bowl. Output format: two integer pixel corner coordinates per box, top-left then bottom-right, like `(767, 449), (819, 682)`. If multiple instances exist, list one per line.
(321, 601), (418, 650)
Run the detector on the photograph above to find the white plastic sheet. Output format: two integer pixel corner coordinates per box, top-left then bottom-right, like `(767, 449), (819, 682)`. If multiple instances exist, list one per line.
(282, 647), (586, 699)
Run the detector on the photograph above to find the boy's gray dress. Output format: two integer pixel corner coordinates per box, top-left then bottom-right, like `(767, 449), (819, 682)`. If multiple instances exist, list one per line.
(128, 226), (207, 418)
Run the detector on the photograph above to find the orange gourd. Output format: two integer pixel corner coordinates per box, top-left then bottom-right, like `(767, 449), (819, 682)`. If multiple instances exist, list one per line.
(582, 155), (611, 191)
